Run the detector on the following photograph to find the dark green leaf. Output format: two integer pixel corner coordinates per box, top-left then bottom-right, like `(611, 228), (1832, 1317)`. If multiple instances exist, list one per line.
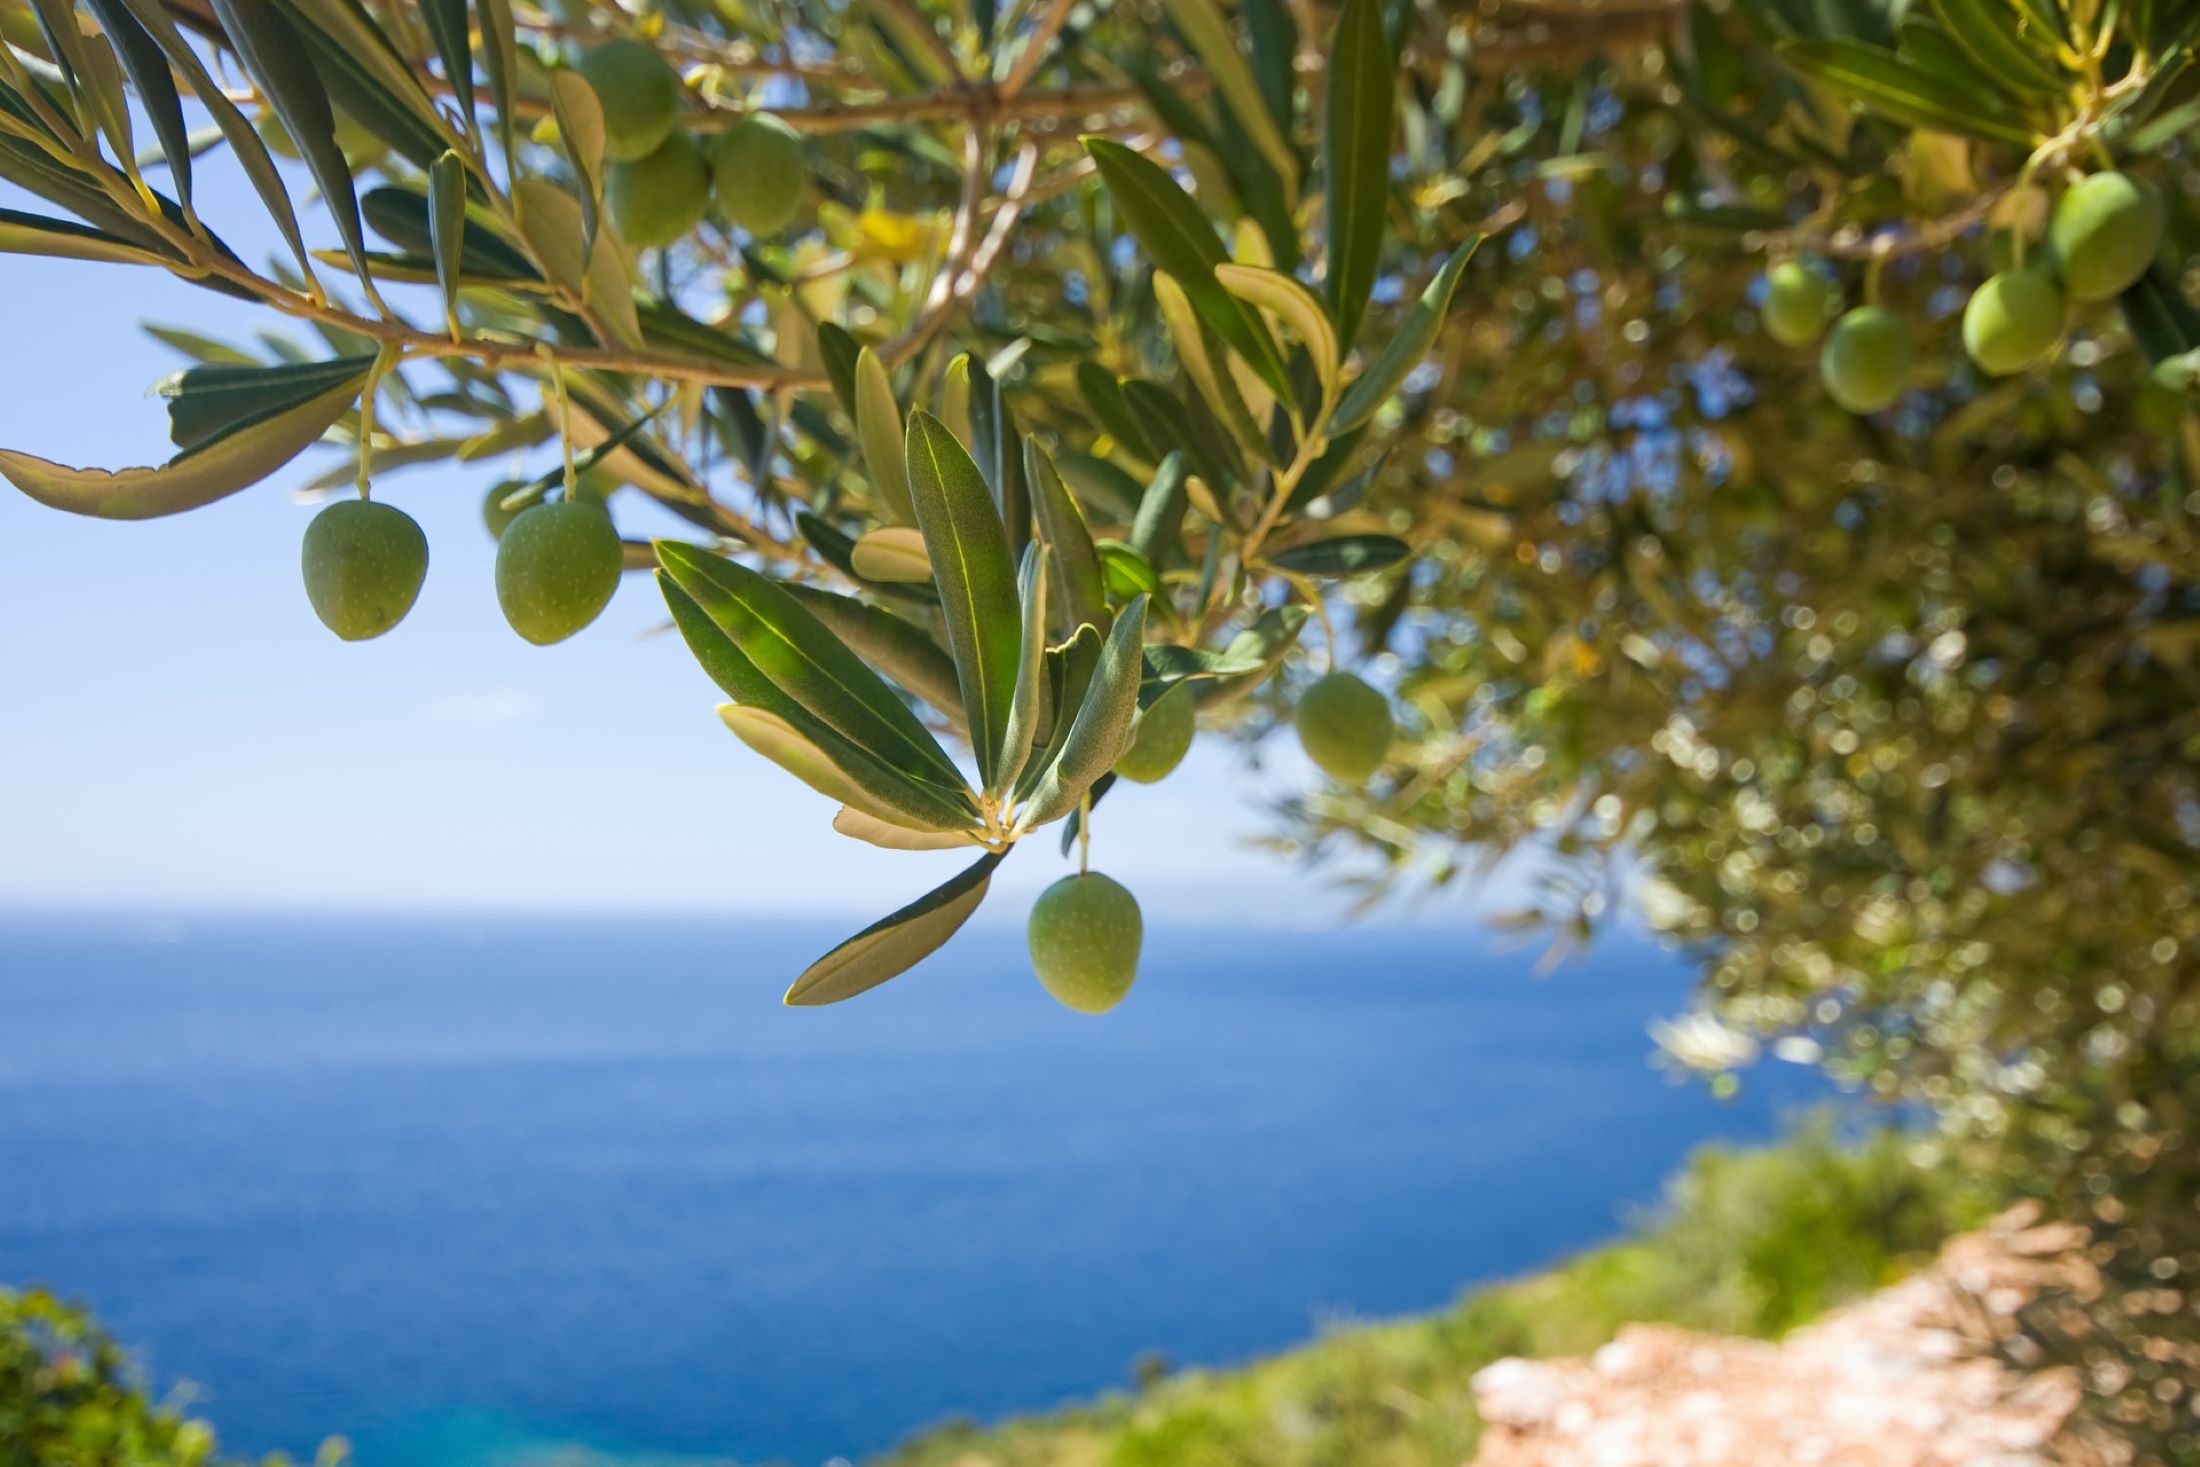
(1268, 532), (1409, 577)
(419, 0), (473, 136)
(159, 353), (378, 450)
(428, 151), (466, 337)
(209, 0), (378, 295)
(1331, 237), (1479, 433)
(3, 364), (367, 519)
(906, 411), (1023, 787)
(1076, 362), (1155, 462)
(1323, 0), (1394, 346)
(1193, 603), (1308, 707)
(0, 206), (171, 266)
(817, 323), (862, 418)
(784, 851), (1004, 1005)
(1083, 137), (1292, 398)
(1926, 0), (2062, 95)
(477, 0), (518, 167)
(655, 541), (974, 800)
(1026, 440), (1109, 636)
(780, 583), (966, 729)
(1014, 596), (1149, 831)
(82, 0), (192, 213)
(1128, 451), (1190, 567)
(994, 547), (1050, 798)
(1777, 38), (2036, 144)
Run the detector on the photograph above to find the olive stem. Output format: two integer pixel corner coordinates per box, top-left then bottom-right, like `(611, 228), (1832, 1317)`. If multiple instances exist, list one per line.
(354, 344), (405, 501)
(1077, 792), (1092, 876)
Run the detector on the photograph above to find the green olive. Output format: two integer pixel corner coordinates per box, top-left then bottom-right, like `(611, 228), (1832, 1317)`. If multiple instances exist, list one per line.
(575, 40), (681, 163)
(1114, 684), (1195, 784)
(1027, 872), (1142, 1014)
(1294, 671), (1393, 785)
(301, 499), (428, 641)
(2048, 172), (2163, 304)
(494, 499), (623, 645)
(1762, 261), (1836, 349)
(1819, 306), (1913, 415)
(608, 131), (711, 249)
(711, 114), (808, 236)
(1962, 270), (2064, 377)
(482, 480), (527, 540)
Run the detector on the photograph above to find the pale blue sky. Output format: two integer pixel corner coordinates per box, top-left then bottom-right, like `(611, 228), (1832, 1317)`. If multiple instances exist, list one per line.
(0, 140), (1523, 923)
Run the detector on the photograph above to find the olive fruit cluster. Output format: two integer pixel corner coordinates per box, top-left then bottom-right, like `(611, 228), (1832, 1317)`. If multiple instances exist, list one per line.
(577, 42), (810, 249)
(1763, 172), (2165, 411)
(301, 488), (622, 646)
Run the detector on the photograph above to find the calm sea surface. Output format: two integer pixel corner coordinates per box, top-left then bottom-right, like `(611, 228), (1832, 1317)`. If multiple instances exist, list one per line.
(0, 914), (1817, 1465)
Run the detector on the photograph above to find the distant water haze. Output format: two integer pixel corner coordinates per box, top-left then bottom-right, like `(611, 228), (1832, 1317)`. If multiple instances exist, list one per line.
(0, 914), (1821, 1466)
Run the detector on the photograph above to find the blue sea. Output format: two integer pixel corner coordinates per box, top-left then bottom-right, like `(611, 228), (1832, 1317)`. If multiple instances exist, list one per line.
(0, 915), (1818, 1466)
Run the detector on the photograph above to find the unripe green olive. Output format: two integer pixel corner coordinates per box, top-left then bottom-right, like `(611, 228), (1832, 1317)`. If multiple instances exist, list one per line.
(301, 498), (428, 641)
(1294, 671), (1393, 785)
(575, 40), (681, 163)
(1962, 270), (2064, 377)
(494, 499), (623, 645)
(608, 131), (710, 248)
(1027, 872), (1142, 1014)
(2048, 172), (2163, 303)
(1114, 684), (1195, 784)
(712, 114), (808, 236)
(1819, 306), (1913, 415)
(1762, 261), (1836, 349)
(482, 480), (526, 540)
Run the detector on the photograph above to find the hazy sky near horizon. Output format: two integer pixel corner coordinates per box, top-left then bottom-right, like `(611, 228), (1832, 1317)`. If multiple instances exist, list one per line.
(0, 149), (1532, 925)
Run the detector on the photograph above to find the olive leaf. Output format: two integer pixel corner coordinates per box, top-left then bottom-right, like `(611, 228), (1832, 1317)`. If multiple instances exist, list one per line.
(1323, 0), (1393, 346)
(781, 583), (966, 730)
(514, 178), (642, 348)
(159, 354), (379, 450)
(1193, 603), (1309, 707)
(855, 347), (917, 524)
(1267, 533), (1410, 577)
(549, 70), (606, 259)
(1095, 540), (1161, 600)
(1128, 451), (1191, 567)
(906, 410), (1023, 790)
(783, 851), (1006, 1006)
(851, 526), (933, 582)
(476, 0), (519, 168)
(427, 151), (467, 339)
(816, 323), (862, 418)
(660, 574), (976, 831)
(1777, 38), (2036, 145)
(1025, 440), (1109, 637)
(1, 366), (367, 519)
(0, 206), (173, 266)
(1331, 236), (1480, 433)
(1153, 271), (1271, 459)
(1215, 263), (1340, 397)
(656, 541), (975, 802)
(418, 0), (475, 138)
(1083, 137), (1292, 399)
(1160, 0), (1297, 196)
(1076, 362), (1156, 462)
(1012, 595), (1149, 833)
(208, 0), (378, 298)
(362, 187), (541, 282)
(1926, 0), (2063, 96)
(82, 0), (192, 215)
(966, 357), (1031, 564)
(831, 807), (979, 851)
(992, 546), (1050, 800)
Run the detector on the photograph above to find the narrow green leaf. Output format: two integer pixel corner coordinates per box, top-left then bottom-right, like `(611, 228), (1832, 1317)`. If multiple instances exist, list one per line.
(2, 369), (365, 519)
(363, 185), (540, 282)
(1025, 440), (1109, 636)
(1013, 595), (1149, 832)
(655, 541), (974, 801)
(906, 411), (1024, 788)
(83, 0), (192, 213)
(817, 323), (862, 418)
(1083, 137), (1292, 398)
(1215, 263), (1340, 394)
(717, 705), (968, 833)
(661, 574), (973, 828)
(967, 357), (1032, 566)
(1076, 361), (1155, 462)
(477, 0), (518, 169)
(1128, 451), (1191, 567)
(1161, 0), (1297, 195)
(1322, 0), (1393, 346)
(1154, 271), (1271, 460)
(549, 69), (606, 259)
(1331, 237), (1479, 433)
(1193, 603), (1308, 707)
(1095, 540), (1162, 600)
(781, 583), (966, 728)
(851, 526), (933, 582)
(208, 0), (377, 294)
(831, 807), (979, 851)
(1243, 0), (1297, 136)
(113, 0), (310, 280)
(993, 546), (1050, 799)
(1016, 622), (1102, 803)
(419, 0), (474, 137)
(855, 347), (917, 524)
(514, 177), (642, 348)
(0, 205), (172, 266)
(1777, 38), (2037, 144)
(1926, 0), (2062, 95)
(428, 151), (466, 338)
(784, 852), (1004, 1006)
(158, 354), (378, 450)
(1266, 532), (1409, 577)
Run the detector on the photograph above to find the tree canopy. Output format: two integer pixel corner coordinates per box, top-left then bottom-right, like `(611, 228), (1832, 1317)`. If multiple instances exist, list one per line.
(2, 0), (2197, 1449)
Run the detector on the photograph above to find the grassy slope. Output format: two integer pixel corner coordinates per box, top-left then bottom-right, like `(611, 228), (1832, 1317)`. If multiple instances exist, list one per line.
(873, 1117), (1997, 1467)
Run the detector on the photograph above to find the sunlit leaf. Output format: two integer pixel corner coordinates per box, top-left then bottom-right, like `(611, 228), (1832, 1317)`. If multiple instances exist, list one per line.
(783, 852), (1004, 1006)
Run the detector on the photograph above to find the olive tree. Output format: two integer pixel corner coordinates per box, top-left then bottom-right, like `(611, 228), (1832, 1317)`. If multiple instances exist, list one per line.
(2, 0), (2197, 1449)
